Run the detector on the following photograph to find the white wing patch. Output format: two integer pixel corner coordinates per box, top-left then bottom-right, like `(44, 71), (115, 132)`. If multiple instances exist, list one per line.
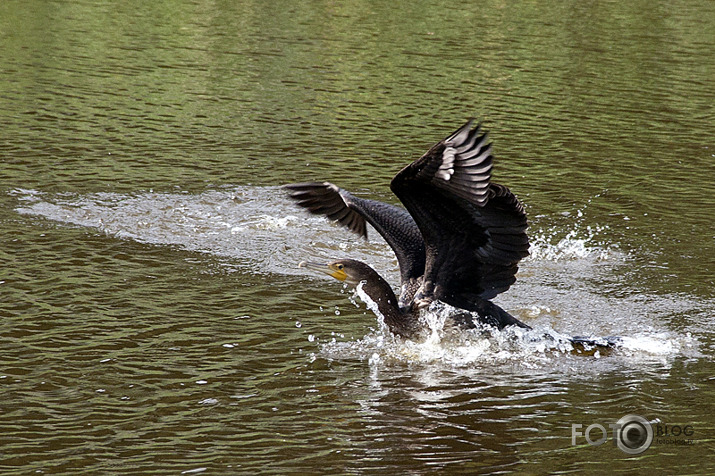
(434, 121), (494, 206)
(436, 147), (457, 181)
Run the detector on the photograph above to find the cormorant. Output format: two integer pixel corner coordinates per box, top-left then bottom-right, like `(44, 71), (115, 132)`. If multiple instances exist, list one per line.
(286, 120), (618, 348)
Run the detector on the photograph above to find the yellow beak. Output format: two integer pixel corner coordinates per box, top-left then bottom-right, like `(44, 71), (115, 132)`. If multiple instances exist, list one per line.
(298, 261), (348, 282)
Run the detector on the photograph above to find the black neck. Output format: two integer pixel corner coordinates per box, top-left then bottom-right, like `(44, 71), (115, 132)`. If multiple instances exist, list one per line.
(358, 269), (419, 339)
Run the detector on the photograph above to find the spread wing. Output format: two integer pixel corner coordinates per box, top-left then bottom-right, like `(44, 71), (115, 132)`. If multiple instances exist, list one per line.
(283, 182), (426, 286)
(390, 120), (529, 304)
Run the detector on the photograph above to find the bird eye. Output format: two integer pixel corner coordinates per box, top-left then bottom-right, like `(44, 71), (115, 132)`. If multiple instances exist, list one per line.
(337, 264), (344, 270)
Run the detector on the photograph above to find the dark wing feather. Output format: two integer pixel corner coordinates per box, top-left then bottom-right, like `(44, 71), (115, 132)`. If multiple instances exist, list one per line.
(284, 182), (367, 237)
(284, 182), (426, 286)
(390, 120), (529, 303)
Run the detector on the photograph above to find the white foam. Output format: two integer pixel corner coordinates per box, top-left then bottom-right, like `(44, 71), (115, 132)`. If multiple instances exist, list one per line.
(528, 226), (620, 262)
(320, 299), (691, 370)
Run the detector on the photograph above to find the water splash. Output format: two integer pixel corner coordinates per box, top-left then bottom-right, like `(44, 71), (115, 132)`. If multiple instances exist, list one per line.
(320, 296), (694, 370)
(528, 226), (621, 262)
(354, 281), (390, 334)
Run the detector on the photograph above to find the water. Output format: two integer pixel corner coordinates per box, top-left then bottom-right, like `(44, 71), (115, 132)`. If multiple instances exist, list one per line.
(2, 0), (714, 474)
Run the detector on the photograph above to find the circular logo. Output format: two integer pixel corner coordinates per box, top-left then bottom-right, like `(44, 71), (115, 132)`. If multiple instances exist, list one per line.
(615, 414), (653, 454)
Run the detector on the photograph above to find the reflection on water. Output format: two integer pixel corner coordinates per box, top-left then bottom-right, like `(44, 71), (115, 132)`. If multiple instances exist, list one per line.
(2, 0), (715, 473)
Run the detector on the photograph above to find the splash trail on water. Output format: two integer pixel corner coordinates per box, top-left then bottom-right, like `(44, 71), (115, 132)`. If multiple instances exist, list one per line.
(13, 187), (706, 368)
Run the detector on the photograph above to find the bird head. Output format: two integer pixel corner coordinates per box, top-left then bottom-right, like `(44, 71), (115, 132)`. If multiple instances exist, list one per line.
(298, 259), (372, 287)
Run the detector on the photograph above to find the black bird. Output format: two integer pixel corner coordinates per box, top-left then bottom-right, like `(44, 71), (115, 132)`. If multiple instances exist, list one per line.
(286, 120), (618, 348)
